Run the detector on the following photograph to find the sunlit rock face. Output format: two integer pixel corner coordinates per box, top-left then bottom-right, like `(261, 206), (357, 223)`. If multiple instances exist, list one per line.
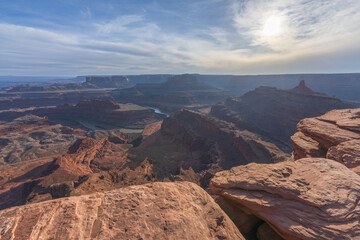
(210, 158), (360, 240)
(0, 182), (244, 240)
(292, 108), (360, 175)
(0, 137), (129, 210)
(0, 115), (87, 165)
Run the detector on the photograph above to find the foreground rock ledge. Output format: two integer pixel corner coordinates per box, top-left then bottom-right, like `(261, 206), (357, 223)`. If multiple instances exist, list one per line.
(291, 108), (360, 174)
(0, 182), (243, 240)
(210, 158), (360, 240)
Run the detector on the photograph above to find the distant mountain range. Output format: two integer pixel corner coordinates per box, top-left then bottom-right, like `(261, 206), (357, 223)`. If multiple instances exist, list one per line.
(2, 73), (360, 105)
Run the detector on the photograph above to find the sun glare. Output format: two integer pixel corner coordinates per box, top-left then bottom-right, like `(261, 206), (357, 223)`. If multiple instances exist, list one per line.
(262, 15), (282, 37)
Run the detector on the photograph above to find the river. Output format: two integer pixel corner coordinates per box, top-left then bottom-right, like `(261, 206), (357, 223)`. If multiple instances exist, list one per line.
(145, 106), (170, 117)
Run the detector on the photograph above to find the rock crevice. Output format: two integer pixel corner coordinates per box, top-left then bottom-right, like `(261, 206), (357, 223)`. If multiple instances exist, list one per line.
(210, 158), (360, 240)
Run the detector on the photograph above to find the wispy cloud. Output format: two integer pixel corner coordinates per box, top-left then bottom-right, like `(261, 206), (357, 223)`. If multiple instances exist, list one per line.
(1, 0), (360, 75)
(94, 15), (144, 34)
(232, 0), (360, 54)
(80, 7), (92, 19)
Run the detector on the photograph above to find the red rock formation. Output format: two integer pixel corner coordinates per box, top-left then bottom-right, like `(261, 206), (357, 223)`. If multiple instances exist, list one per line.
(292, 108), (360, 174)
(326, 140), (360, 174)
(291, 132), (325, 159)
(142, 120), (162, 139)
(0, 182), (244, 240)
(160, 109), (288, 168)
(130, 109), (288, 187)
(210, 158), (360, 240)
(210, 81), (352, 152)
(288, 80), (325, 96)
(0, 115), (87, 165)
(0, 137), (130, 210)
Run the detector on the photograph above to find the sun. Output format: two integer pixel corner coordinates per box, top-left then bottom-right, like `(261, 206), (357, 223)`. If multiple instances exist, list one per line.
(262, 15), (282, 37)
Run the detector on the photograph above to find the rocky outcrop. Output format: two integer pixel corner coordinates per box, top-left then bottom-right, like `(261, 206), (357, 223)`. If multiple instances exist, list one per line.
(0, 137), (130, 210)
(0, 182), (244, 240)
(84, 76), (132, 88)
(210, 81), (352, 152)
(210, 158), (360, 240)
(288, 80), (326, 96)
(130, 109), (288, 187)
(161, 109), (288, 168)
(86, 129), (129, 143)
(142, 121), (162, 139)
(292, 108), (360, 174)
(0, 115), (87, 165)
(290, 132), (325, 159)
(326, 140), (360, 175)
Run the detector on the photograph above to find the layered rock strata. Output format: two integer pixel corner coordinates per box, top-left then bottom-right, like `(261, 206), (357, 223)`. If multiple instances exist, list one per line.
(0, 182), (244, 240)
(210, 158), (360, 240)
(292, 108), (360, 174)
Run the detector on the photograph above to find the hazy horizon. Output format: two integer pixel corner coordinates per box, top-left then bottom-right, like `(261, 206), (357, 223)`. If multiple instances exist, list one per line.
(2, 72), (360, 79)
(1, 0), (360, 76)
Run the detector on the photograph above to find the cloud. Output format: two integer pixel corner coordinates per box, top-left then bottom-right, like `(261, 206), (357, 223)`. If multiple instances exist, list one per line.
(1, 0), (360, 75)
(0, 23), (77, 45)
(232, 0), (360, 54)
(94, 15), (145, 34)
(80, 7), (92, 19)
(0, 21), (198, 75)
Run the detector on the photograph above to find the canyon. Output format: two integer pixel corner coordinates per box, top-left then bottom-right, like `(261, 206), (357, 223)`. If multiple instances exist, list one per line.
(0, 74), (359, 240)
(0, 115), (87, 165)
(111, 74), (230, 112)
(210, 80), (351, 152)
(0, 74), (228, 114)
(128, 109), (289, 187)
(0, 100), (161, 131)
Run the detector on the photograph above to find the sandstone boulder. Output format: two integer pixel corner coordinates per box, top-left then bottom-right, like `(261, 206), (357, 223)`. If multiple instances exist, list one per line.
(292, 108), (360, 174)
(291, 132), (325, 159)
(316, 108), (360, 132)
(0, 182), (244, 240)
(297, 117), (360, 149)
(327, 139), (360, 175)
(210, 158), (360, 240)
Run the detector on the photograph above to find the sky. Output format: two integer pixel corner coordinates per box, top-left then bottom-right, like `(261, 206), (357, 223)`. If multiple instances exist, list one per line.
(1, 0), (360, 76)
